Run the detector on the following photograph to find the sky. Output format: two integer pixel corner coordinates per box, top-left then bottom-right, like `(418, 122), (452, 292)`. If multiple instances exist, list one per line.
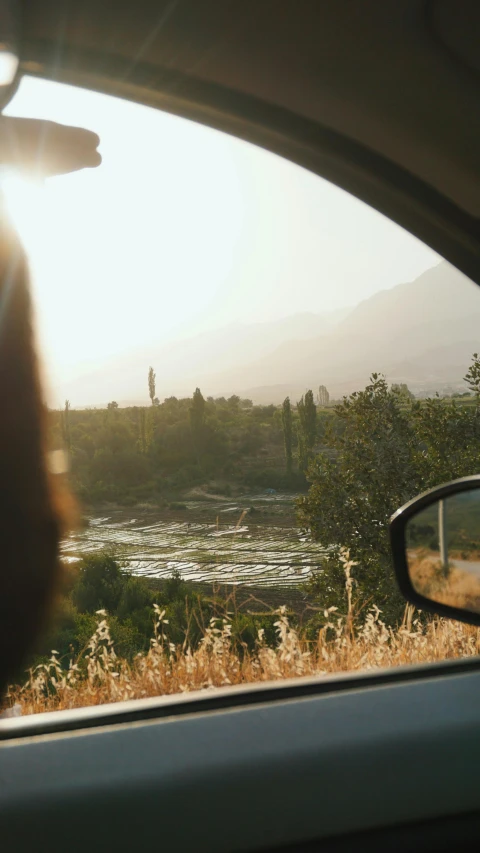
(1, 76), (439, 397)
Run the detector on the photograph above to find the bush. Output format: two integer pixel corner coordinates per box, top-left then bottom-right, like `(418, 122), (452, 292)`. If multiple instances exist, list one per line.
(117, 577), (154, 617)
(72, 553), (125, 614)
(303, 551), (405, 628)
(56, 554), (160, 661)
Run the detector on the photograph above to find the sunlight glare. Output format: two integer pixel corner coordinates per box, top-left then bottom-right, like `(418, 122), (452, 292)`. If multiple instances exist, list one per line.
(1, 172), (45, 250)
(0, 76), (439, 407)
(0, 51), (18, 86)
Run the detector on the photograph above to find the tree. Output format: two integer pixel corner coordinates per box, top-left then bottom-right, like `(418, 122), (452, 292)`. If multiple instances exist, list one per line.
(299, 374), (417, 559)
(297, 390), (317, 472)
(137, 407), (148, 454)
(410, 395), (475, 487)
(72, 553), (125, 614)
(281, 397), (293, 476)
(317, 385), (330, 406)
(148, 366), (156, 406)
(391, 383), (415, 402)
(190, 387), (206, 461)
(298, 374), (418, 623)
(107, 401), (119, 410)
(190, 387), (206, 432)
(62, 399), (71, 453)
(298, 362), (480, 624)
(464, 353), (480, 420)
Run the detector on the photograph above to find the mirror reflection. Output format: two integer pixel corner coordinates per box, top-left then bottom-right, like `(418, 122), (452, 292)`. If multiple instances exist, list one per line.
(406, 488), (480, 615)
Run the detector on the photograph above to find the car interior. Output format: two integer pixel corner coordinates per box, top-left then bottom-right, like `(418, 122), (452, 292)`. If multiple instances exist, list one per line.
(1, 1), (480, 850)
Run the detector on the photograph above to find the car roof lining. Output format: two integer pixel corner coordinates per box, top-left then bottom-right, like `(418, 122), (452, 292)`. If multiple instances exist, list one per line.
(432, 0), (480, 79)
(18, 0), (480, 214)
(17, 41), (480, 290)
(10, 0), (480, 286)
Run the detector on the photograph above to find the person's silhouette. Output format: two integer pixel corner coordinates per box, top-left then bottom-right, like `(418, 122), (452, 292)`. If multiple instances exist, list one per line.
(0, 116), (100, 695)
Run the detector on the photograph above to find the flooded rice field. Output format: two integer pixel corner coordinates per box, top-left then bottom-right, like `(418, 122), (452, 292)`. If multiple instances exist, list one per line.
(61, 493), (328, 588)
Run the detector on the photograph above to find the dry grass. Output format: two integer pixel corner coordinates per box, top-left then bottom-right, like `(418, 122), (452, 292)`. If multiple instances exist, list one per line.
(4, 552), (480, 716)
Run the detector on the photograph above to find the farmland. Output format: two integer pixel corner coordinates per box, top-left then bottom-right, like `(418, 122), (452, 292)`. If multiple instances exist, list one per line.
(61, 492), (329, 589)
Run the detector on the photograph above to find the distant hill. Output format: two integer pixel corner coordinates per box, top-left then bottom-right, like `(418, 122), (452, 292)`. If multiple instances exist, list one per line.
(57, 308), (351, 406)
(58, 261), (480, 407)
(205, 262), (480, 401)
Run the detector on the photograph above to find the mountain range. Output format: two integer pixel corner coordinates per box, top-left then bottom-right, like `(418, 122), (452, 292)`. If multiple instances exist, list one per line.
(59, 261), (480, 407)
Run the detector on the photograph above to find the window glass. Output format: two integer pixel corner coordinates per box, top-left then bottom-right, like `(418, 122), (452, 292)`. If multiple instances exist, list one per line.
(2, 77), (479, 716)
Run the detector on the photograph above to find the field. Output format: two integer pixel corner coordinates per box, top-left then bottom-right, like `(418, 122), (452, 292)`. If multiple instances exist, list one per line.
(6, 553), (480, 716)
(5, 491), (480, 718)
(6, 361), (478, 717)
(61, 492), (329, 589)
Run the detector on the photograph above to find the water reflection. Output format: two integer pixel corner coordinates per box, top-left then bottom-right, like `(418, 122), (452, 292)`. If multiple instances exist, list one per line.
(62, 494), (328, 588)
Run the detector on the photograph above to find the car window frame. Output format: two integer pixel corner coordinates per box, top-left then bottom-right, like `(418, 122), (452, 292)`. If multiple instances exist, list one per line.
(4, 57), (480, 729)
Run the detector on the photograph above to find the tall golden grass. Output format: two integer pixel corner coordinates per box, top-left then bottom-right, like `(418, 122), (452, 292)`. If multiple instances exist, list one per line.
(4, 552), (480, 716)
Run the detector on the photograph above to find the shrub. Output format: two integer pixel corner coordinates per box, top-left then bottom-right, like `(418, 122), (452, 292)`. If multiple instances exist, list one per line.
(72, 553), (125, 615)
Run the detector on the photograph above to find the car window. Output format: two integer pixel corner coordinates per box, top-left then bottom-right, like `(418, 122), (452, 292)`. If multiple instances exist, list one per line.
(2, 76), (480, 717)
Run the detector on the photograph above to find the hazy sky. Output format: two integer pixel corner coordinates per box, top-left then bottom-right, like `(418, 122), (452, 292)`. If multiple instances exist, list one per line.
(2, 76), (439, 393)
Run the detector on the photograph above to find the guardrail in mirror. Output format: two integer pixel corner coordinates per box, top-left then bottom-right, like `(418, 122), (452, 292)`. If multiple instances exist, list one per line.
(390, 476), (480, 625)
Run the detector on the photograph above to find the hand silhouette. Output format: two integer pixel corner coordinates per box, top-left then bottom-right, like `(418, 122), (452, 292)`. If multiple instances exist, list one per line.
(0, 116), (101, 176)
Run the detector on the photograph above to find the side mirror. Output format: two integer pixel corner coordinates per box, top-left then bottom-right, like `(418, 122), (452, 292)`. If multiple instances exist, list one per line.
(390, 476), (480, 625)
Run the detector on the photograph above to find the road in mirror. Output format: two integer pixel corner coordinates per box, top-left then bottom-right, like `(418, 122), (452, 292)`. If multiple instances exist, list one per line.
(407, 489), (480, 615)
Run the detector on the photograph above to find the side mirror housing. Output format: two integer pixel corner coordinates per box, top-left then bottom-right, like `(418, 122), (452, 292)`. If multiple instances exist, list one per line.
(390, 475), (480, 625)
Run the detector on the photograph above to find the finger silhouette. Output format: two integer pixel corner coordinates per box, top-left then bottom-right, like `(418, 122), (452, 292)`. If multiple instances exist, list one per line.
(0, 117), (101, 176)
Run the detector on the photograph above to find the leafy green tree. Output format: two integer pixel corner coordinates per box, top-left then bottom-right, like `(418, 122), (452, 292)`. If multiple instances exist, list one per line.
(117, 577), (155, 619)
(404, 355), (480, 492)
(137, 407), (148, 454)
(106, 401), (119, 425)
(72, 553), (125, 614)
(281, 396), (293, 476)
(317, 385), (330, 406)
(464, 352), (480, 400)
(297, 390), (317, 472)
(190, 388), (206, 432)
(189, 387), (206, 461)
(148, 366), (156, 406)
(464, 352), (480, 440)
(410, 394), (477, 488)
(298, 374), (418, 622)
(299, 360), (480, 624)
(300, 374), (419, 556)
(391, 383), (415, 401)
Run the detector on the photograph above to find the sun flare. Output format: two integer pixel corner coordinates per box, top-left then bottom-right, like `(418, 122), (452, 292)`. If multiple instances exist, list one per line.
(1, 172), (46, 252)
